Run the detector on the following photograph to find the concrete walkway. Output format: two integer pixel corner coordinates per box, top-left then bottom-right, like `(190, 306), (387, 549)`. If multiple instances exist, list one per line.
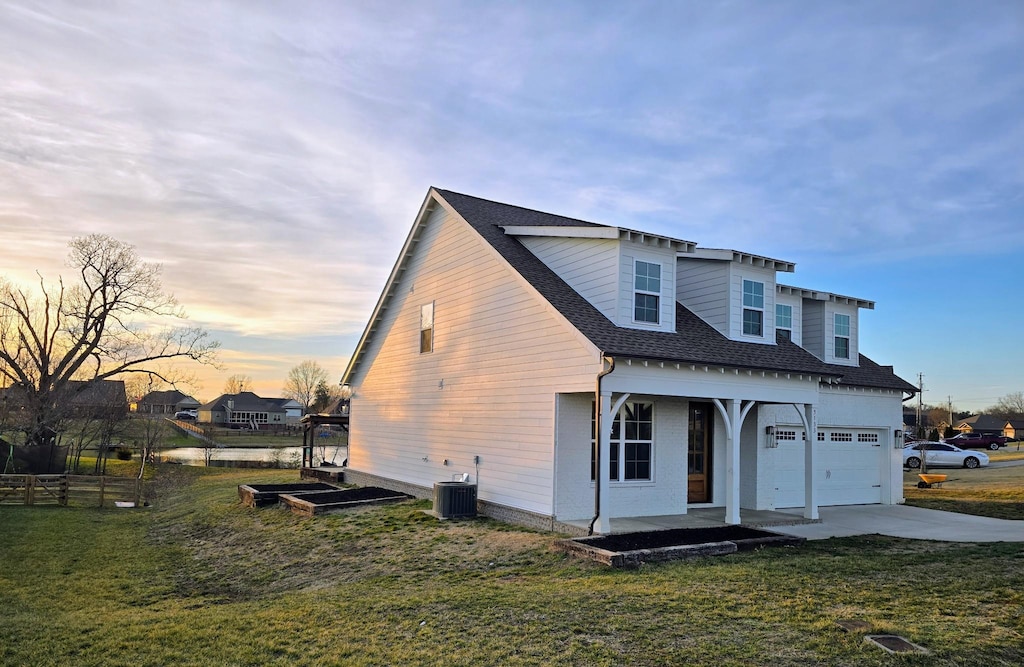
(773, 504), (1024, 542)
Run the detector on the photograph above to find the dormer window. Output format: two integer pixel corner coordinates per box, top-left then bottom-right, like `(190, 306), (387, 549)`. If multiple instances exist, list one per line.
(634, 260), (661, 324)
(834, 313), (850, 359)
(742, 279), (764, 336)
(776, 304), (792, 340)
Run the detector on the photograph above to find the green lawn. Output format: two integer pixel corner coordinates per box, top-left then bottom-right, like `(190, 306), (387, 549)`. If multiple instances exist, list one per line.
(1, 466), (1022, 666)
(903, 460), (1024, 520)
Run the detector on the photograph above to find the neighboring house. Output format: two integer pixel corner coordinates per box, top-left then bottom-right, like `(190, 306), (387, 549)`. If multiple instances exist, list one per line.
(65, 380), (129, 419)
(341, 188), (917, 534)
(267, 398), (304, 424)
(135, 390), (201, 416)
(1, 379), (128, 422)
(1003, 420), (1024, 440)
(197, 392), (289, 427)
(953, 414), (1005, 435)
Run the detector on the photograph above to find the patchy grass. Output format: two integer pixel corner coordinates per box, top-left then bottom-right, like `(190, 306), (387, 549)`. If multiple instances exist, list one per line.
(988, 447), (1024, 462)
(2, 466), (1022, 666)
(904, 463), (1024, 520)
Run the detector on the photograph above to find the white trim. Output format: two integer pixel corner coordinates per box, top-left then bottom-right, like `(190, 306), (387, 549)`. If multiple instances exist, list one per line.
(777, 284), (875, 310)
(503, 225), (696, 252)
(502, 225), (619, 240)
(690, 248), (796, 272)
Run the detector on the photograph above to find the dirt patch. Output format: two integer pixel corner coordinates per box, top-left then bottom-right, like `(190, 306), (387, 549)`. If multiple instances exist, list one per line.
(580, 526), (781, 552)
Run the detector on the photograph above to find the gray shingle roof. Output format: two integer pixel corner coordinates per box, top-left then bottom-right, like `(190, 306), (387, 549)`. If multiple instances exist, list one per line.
(437, 188), (916, 393)
(198, 392), (285, 412)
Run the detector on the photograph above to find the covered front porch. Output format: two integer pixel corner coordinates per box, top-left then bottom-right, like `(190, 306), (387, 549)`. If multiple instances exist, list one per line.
(586, 358), (830, 534)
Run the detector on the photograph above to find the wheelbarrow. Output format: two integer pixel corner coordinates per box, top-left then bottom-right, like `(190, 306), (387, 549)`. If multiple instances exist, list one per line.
(917, 473), (947, 489)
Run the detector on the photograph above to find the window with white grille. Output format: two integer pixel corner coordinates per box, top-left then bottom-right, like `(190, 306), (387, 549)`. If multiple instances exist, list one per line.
(830, 432), (853, 442)
(858, 433), (879, 443)
(776, 430), (797, 441)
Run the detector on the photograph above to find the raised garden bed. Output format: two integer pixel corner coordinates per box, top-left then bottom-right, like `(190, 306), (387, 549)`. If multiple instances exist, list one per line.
(279, 486), (414, 517)
(558, 525), (805, 568)
(238, 482), (340, 508)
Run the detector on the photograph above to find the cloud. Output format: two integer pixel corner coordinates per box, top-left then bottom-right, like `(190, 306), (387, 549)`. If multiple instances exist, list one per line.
(0, 0), (1021, 411)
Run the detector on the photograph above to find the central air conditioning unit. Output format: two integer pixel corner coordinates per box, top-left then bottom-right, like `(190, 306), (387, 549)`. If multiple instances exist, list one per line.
(432, 481), (477, 518)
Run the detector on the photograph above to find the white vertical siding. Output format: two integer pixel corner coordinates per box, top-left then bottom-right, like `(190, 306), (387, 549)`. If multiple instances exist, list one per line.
(347, 207), (602, 517)
(519, 236), (619, 322)
(675, 258), (730, 335)
(728, 264), (777, 345)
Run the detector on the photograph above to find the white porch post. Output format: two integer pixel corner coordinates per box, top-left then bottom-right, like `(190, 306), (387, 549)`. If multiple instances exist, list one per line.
(725, 398), (741, 525)
(802, 403), (819, 520)
(596, 391), (630, 535)
(597, 390), (612, 535)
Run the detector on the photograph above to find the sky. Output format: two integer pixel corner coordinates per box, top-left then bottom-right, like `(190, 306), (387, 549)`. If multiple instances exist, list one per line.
(1, 1), (1022, 410)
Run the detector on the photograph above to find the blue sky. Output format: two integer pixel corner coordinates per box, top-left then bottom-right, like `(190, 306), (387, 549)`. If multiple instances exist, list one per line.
(1, 1), (1021, 409)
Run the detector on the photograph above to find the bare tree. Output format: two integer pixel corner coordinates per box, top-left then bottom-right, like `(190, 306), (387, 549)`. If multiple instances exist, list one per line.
(283, 360), (328, 411)
(989, 392), (1024, 420)
(223, 374), (253, 394)
(0, 234), (219, 448)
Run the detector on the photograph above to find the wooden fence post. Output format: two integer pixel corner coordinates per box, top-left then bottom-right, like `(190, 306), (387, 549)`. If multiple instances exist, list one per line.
(134, 478), (141, 506)
(98, 475), (105, 508)
(26, 475), (34, 505)
(59, 475), (69, 506)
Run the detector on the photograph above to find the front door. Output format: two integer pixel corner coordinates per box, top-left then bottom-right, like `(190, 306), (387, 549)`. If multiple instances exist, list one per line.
(688, 403), (712, 503)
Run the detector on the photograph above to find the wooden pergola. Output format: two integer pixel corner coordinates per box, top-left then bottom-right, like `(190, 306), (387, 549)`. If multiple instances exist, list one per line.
(300, 413), (349, 468)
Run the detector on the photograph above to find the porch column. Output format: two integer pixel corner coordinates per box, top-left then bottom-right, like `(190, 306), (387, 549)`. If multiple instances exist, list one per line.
(802, 403), (818, 520)
(596, 390), (613, 535)
(724, 398), (741, 525)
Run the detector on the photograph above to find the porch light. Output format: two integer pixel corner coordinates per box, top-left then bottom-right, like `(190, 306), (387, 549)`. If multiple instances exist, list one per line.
(765, 425), (778, 449)
(894, 430), (903, 449)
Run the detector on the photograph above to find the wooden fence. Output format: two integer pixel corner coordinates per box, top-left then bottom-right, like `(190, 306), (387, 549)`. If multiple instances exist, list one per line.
(0, 474), (142, 508)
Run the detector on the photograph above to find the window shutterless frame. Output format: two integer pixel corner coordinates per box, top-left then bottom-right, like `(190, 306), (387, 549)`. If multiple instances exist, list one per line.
(834, 313), (850, 359)
(420, 302), (434, 353)
(633, 260), (661, 324)
(742, 279), (764, 336)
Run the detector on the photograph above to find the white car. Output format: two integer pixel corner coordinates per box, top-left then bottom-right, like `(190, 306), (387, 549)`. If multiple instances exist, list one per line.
(904, 442), (989, 469)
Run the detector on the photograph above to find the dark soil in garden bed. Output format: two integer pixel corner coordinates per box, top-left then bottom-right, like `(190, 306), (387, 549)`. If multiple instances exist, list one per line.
(245, 483), (338, 493)
(295, 487), (413, 503)
(582, 525), (783, 552)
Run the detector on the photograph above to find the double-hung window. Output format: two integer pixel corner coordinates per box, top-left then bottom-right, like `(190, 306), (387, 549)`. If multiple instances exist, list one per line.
(420, 302), (434, 353)
(742, 280), (764, 336)
(591, 401), (653, 481)
(834, 313), (850, 359)
(633, 260), (661, 324)
(776, 304), (793, 340)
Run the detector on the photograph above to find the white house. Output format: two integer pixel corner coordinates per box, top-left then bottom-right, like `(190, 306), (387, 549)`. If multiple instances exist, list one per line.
(341, 188), (916, 534)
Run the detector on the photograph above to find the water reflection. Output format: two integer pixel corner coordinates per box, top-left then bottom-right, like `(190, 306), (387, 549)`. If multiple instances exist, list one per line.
(156, 445), (347, 467)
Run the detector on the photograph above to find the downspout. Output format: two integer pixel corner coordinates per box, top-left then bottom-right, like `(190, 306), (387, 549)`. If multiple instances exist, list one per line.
(588, 355), (615, 536)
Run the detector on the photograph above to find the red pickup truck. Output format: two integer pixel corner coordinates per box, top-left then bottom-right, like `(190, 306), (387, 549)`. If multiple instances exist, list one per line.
(942, 433), (1008, 450)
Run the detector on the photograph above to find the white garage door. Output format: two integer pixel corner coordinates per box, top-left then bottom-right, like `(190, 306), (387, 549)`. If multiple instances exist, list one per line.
(774, 427), (883, 508)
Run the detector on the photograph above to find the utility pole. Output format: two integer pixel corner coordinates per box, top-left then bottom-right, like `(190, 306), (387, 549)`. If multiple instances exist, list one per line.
(948, 396), (953, 436)
(916, 373), (924, 439)
(918, 373), (927, 473)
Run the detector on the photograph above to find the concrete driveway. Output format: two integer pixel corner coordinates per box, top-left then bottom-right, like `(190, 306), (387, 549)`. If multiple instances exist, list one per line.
(774, 504), (1024, 542)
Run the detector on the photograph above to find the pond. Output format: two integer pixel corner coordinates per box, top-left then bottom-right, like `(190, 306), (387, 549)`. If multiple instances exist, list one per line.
(156, 445), (347, 468)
